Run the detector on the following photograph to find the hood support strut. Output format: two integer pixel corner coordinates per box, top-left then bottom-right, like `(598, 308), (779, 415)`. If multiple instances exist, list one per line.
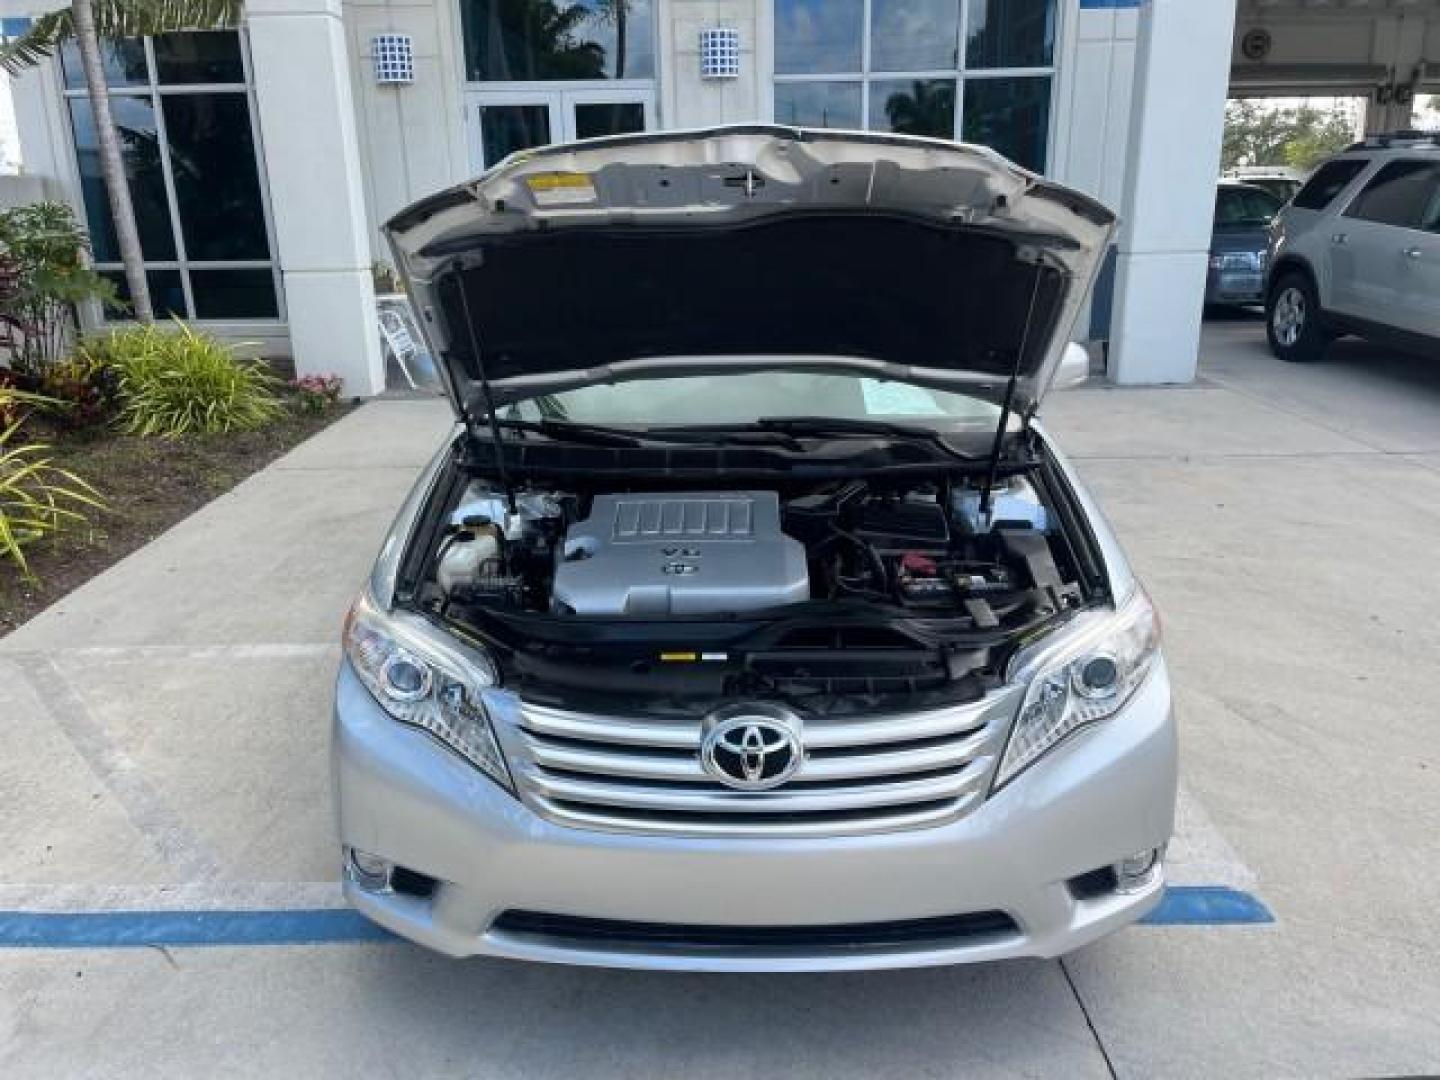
(453, 267), (518, 516)
(978, 260), (1044, 517)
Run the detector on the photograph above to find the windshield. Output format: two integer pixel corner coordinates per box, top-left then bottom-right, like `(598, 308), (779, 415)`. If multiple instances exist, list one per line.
(500, 372), (1002, 432)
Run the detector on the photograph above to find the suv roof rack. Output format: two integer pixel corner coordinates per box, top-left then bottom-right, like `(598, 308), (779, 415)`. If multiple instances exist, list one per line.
(1343, 130), (1440, 151)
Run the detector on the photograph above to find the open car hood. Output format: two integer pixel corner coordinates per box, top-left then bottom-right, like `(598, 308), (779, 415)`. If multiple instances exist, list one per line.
(384, 125), (1115, 423)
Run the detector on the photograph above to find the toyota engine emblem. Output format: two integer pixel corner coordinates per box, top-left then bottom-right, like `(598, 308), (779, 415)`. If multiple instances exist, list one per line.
(700, 703), (804, 791)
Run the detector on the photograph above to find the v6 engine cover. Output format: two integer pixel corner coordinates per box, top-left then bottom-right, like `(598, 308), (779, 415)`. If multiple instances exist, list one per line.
(551, 492), (809, 616)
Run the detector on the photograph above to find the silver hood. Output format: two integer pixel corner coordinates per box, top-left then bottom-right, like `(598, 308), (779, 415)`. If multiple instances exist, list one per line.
(384, 125), (1115, 422)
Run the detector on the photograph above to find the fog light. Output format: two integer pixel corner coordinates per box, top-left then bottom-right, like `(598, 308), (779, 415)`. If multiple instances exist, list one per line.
(347, 847), (393, 892)
(1115, 846), (1163, 893)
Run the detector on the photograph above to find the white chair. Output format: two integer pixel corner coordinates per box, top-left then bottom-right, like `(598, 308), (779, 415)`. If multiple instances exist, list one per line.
(377, 305), (423, 390)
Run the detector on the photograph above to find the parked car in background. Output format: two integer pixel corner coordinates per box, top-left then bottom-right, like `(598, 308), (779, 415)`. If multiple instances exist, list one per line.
(1207, 180), (1284, 307)
(1225, 165), (1307, 204)
(334, 126), (1177, 971)
(1266, 133), (1440, 362)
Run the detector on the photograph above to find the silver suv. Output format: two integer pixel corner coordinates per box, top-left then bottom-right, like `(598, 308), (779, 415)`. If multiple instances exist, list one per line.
(1266, 133), (1440, 362)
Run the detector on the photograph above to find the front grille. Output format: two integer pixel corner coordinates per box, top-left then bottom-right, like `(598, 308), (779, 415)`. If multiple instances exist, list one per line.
(490, 909), (1019, 954)
(504, 695), (1010, 838)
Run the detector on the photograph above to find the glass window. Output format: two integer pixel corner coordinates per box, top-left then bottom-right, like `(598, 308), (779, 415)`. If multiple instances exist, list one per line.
(1423, 185), (1440, 234)
(1239, 176), (1301, 204)
(101, 269), (186, 321)
(480, 104), (552, 165)
(775, 0), (863, 74)
(966, 0), (1054, 69)
(60, 37), (147, 89)
(870, 79), (955, 138)
(774, 0), (1056, 171)
(573, 101), (645, 139)
(460, 0), (655, 81)
(962, 76), (1050, 172)
(65, 31), (278, 322)
(1292, 159), (1366, 211)
(154, 31), (245, 84)
(774, 81), (862, 129)
(1214, 186), (1282, 227)
(68, 97), (175, 261)
(162, 94), (270, 260)
(1343, 161), (1440, 229)
(870, 0), (958, 73)
(505, 373), (1001, 428)
(190, 269), (280, 319)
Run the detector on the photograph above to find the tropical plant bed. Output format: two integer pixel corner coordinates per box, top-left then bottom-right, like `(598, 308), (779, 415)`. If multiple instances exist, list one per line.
(0, 399), (354, 637)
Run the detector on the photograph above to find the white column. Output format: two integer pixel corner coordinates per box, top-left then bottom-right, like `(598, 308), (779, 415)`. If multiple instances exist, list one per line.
(248, 0), (385, 396)
(1108, 0), (1237, 385)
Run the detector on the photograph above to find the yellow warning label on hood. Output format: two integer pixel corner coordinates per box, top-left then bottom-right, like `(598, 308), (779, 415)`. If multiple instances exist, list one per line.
(526, 171), (598, 206)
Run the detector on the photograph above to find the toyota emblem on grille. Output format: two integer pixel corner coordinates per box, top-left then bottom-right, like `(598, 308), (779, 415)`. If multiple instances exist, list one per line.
(700, 704), (804, 791)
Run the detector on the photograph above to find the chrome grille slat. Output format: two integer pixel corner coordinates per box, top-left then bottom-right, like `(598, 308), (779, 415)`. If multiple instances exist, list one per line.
(517, 758), (991, 814)
(531, 793), (982, 839)
(520, 727), (993, 784)
(519, 703), (698, 749)
(499, 695), (1013, 838)
(804, 710), (989, 749)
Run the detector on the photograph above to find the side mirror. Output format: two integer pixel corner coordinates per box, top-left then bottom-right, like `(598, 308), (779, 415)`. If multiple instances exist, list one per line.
(1053, 342), (1091, 391)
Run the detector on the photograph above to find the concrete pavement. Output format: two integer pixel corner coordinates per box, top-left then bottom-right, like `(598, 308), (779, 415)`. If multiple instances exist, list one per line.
(3, 323), (1439, 1077)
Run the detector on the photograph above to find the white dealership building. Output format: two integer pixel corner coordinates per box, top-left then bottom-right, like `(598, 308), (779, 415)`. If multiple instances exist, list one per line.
(2, 0), (1437, 395)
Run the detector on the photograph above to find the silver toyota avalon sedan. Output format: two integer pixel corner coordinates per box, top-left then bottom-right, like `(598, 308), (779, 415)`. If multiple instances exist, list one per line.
(335, 126), (1177, 971)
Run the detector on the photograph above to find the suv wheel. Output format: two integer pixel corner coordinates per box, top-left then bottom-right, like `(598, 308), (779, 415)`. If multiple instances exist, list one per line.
(1266, 272), (1330, 363)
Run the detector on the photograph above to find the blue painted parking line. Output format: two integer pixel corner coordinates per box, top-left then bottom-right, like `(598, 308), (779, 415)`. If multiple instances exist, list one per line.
(1143, 886), (1274, 926)
(0, 908), (393, 948)
(0, 886), (1271, 949)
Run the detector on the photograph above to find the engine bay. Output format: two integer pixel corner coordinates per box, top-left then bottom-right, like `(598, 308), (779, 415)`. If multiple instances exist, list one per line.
(425, 470), (1085, 626)
(401, 455), (1102, 708)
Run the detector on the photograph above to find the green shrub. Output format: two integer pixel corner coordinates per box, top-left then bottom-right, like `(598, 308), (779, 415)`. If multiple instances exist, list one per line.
(0, 201), (117, 372)
(84, 322), (284, 437)
(0, 386), (102, 580)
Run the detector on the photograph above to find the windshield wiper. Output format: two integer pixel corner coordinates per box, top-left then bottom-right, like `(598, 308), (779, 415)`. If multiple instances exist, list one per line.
(493, 418), (804, 450)
(495, 418), (644, 447)
(649, 417), (981, 462)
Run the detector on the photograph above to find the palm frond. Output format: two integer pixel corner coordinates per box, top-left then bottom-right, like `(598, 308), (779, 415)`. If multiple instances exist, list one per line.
(0, 0), (244, 76)
(90, 0), (244, 38)
(0, 9), (75, 76)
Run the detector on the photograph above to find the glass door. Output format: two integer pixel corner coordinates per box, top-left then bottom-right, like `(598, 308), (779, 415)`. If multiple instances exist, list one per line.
(468, 91), (562, 173)
(563, 87), (652, 141)
(466, 87), (654, 172)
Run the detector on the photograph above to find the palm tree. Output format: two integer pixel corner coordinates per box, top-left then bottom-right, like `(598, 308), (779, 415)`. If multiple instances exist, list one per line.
(0, 0), (242, 324)
(883, 80), (956, 140)
(592, 0), (629, 79)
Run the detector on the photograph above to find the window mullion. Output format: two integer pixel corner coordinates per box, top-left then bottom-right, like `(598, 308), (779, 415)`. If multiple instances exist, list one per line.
(955, 0), (968, 140)
(147, 43), (196, 319)
(860, 0), (872, 129)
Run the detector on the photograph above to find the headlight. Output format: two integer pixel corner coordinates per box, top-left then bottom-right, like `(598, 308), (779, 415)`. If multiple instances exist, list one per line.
(1208, 251), (1263, 271)
(995, 589), (1160, 790)
(343, 591), (512, 791)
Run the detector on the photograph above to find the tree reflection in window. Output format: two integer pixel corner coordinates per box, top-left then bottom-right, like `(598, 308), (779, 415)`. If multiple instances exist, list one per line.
(875, 80), (956, 139)
(462, 0), (654, 81)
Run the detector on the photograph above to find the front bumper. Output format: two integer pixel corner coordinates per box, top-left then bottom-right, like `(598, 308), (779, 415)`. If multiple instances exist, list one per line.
(333, 659), (1177, 971)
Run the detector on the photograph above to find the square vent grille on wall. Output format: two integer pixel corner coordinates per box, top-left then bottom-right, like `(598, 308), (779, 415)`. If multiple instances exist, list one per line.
(373, 34), (414, 85)
(699, 27), (740, 79)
